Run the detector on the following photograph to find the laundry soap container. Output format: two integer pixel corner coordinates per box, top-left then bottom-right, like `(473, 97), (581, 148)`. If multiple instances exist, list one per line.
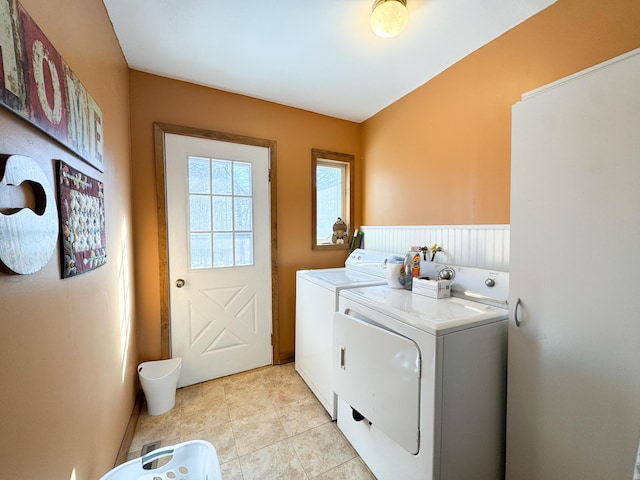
(138, 358), (182, 415)
(402, 247), (421, 290)
(386, 256), (405, 288)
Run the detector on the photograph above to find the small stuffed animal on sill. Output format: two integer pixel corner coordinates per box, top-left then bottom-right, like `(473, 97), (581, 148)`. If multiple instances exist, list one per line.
(331, 217), (348, 244)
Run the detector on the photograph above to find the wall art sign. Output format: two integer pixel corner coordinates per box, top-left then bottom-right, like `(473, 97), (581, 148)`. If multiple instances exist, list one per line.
(0, 154), (58, 274)
(0, 0), (104, 171)
(56, 160), (106, 278)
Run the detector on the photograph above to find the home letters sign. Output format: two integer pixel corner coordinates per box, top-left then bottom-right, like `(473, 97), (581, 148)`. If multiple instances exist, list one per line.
(0, 0), (104, 171)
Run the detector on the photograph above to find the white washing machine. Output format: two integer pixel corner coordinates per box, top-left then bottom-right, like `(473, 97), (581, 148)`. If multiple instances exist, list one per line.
(333, 264), (509, 480)
(295, 249), (397, 419)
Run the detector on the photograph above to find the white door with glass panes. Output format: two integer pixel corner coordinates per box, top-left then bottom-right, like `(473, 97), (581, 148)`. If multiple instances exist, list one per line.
(165, 133), (272, 387)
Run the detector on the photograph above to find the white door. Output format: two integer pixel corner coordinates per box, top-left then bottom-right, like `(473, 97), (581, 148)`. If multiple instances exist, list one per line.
(165, 133), (272, 387)
(507, 50), (640, 479)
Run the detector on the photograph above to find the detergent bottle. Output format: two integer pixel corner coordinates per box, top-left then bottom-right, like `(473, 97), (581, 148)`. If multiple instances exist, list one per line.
(403, 247), (420, 290)
(411, 248), (421, 278)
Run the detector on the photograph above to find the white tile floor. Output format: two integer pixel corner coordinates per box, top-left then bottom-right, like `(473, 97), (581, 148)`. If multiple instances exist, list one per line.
(129, 363), (375, 479)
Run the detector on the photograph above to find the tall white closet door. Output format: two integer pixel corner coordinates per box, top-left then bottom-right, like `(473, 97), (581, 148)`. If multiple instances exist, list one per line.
(507, 49), (640, 480)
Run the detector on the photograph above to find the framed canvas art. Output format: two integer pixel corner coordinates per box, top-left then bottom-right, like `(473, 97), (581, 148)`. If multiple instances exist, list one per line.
(56, 160), (106, 278)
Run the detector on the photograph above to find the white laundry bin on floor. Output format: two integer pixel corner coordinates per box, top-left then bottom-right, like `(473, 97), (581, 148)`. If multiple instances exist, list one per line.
(138, 358), (182, 415)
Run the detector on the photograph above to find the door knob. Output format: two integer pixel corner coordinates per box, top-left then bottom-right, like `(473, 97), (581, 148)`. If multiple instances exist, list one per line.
(175, 278), (185, 288)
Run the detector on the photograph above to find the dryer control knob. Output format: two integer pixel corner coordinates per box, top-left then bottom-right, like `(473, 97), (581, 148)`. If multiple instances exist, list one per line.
(439, 268), (453, 280)
(485, 278), (496, 287)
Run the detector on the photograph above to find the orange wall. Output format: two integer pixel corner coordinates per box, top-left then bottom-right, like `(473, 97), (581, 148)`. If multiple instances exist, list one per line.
(129, 72), (362, 362)
(0, 1), (135, 478)
(362, 0), (640, 226)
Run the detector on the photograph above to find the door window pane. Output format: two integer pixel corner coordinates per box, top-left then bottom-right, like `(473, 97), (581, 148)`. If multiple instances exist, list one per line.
(233, 162), (252, 196)
(190, 233), (212, 269)
(189, 195), (211, 231)
(212, 160), (232, 195)
(234, 197), (253, 231)
(188, 156), (256, 269)
(235, 232), (253, 266)
(213, 196), (233, 231)
(188, 157), (210, 194)
(213, 233), (233, 267)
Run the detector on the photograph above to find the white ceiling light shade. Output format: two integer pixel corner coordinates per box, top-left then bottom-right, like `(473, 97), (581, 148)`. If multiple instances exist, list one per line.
(370, 0), (409, 38)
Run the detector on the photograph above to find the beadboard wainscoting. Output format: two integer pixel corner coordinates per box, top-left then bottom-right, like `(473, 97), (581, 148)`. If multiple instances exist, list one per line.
(360, 225), (510, 271)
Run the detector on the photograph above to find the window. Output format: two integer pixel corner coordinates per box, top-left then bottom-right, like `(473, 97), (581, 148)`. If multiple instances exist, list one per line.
(188, 156), (254, 268)
(312, 149), (354, 250)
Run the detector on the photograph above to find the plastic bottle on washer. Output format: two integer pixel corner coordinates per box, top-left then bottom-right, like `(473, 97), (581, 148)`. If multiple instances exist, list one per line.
(403, 247), (420, 290)
(411, 248), (421, 278)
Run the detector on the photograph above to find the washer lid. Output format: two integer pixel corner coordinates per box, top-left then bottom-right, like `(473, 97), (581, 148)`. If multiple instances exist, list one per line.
(340, 285), (508, 335)
(345, 248), (400, 278)
(298, 267), (386, 289)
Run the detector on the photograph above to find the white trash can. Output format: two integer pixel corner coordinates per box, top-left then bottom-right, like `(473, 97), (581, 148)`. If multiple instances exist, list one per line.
(137, 357), (182, 415)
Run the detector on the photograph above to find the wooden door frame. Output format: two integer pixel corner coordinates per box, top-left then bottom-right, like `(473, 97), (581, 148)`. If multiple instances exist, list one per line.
(153, 122), (280, 365)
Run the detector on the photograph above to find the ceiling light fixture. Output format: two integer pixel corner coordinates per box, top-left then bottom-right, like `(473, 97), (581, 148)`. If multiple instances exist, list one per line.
(370, 0), (409, 39)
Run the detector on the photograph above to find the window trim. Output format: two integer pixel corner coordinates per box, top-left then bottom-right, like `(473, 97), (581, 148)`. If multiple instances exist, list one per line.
(311, 148), (354, 251)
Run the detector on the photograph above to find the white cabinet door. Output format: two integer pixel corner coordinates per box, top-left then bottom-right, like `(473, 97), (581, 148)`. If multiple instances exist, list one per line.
(507, 49), (640, 480)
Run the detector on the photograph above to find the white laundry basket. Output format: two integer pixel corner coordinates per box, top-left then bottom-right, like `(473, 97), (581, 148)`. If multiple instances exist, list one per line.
(99, 440), (222, 480)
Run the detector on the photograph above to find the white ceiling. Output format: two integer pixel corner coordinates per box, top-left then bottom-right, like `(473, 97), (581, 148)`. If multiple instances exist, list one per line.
(103, 0), (555, 123)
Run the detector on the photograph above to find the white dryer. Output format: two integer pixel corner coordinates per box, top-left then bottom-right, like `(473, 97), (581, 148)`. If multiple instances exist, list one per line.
(295, 249), (396, 419)
(333, 264), (509, 480)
